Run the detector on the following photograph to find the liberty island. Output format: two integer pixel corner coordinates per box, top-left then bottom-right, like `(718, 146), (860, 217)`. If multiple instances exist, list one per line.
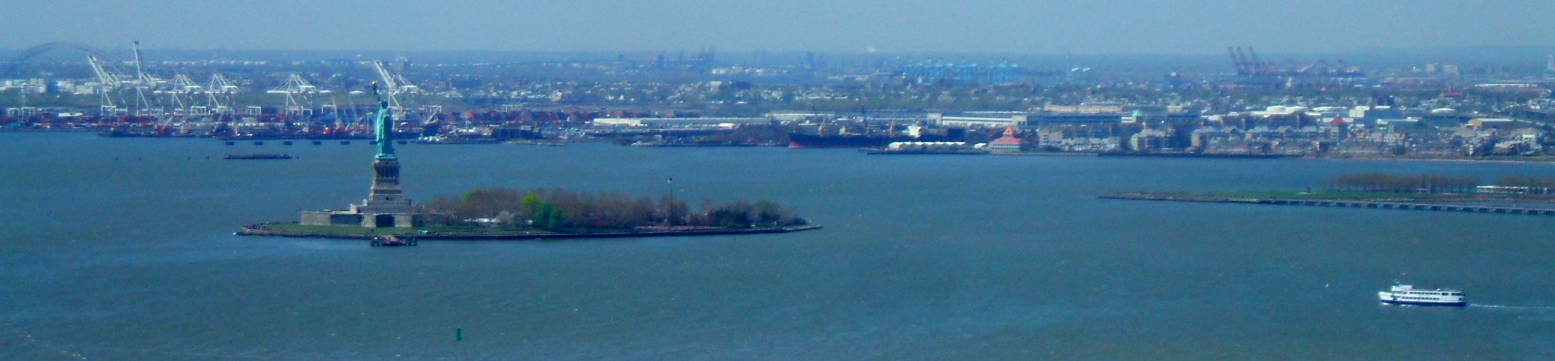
(239, 85), (817, 241)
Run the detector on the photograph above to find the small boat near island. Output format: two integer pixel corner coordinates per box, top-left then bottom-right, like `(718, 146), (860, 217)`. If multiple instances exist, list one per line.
(1379, 283), (1465, 306)
(415, 135), (500, 144)
(369, 234), (417, 247)
(224, 153), (293, 160)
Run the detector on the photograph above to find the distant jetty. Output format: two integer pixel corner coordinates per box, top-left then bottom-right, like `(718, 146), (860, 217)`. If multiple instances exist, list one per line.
(1102, 192), (1555, 216)
(224, 153), (293, 160)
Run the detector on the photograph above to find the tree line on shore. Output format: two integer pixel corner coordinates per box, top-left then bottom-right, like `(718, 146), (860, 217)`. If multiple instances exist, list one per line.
(422, 187), (807, 231)
(1321, 173), (1555, 194)
(1321, 173), (1478, 193)
(1487, 176), (1555, 194)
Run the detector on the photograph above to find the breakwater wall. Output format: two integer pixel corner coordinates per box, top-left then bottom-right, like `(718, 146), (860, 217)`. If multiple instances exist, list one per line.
(1102, 192), (1555, 216)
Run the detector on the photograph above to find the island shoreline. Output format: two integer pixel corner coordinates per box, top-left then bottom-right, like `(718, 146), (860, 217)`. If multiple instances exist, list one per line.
(238, 223), (823, 241)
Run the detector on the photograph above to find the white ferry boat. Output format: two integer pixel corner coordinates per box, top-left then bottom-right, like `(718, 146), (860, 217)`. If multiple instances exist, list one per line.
(1378, 284), (1465, 306)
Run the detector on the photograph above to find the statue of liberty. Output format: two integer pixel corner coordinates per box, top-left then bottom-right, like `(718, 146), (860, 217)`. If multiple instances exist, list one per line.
(296, 81), (418, 229)
(371, 82), (395, 160)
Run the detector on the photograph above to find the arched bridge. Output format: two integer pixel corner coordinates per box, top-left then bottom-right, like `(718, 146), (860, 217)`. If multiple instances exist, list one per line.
(3, 42), (126, 77)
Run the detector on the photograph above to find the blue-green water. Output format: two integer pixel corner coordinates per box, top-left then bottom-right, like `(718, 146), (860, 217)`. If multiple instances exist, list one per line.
(3, 132), (1554, 360)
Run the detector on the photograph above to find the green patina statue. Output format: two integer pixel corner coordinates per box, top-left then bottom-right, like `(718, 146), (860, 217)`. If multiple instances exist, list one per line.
(372, 92), (395, 160)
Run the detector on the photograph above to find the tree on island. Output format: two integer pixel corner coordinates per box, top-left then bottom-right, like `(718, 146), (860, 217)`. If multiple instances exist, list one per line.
(422, 187), (805, 231)
(1320, 173), (1478, 193)
(532, 201), (567, 230)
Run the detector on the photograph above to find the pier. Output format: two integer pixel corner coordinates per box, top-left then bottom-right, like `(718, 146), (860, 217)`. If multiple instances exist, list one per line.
(370, 234), (417, 247)
(1102, 192), (1555, 216)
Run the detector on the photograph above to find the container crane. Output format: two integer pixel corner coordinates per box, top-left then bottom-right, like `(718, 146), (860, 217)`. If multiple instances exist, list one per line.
(1226, 47), (1252, 76)
(267, 74), (322, 120)
(206, 73), (238, 119)
(128, 41), (160, 117)
(86, 56), (122, 116)
(371, 60), (406, 121)
(167, 74), (200, 120)
(371, 59), (432, 124)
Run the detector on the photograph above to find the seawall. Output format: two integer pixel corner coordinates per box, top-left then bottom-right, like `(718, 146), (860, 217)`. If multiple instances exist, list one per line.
(1101, 192), (1555, 216)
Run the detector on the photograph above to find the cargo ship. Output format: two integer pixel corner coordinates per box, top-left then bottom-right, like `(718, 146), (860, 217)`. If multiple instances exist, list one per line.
(1098, 151), (1288, 159)
(786, 120), (955, 148)
(787, 128), (950, 148)
(863, 141), (988, 155)
(787, 133), (919, 148)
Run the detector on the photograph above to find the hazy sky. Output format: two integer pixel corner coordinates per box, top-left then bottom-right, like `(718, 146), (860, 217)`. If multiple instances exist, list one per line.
(2, 0), (1550, 54)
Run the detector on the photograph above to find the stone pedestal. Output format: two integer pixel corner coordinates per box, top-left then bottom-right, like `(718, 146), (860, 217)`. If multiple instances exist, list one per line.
(300, 157), (422, 228)
(353, 158), (412, 214)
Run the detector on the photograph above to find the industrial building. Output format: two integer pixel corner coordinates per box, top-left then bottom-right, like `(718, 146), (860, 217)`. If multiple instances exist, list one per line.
(592, 117), (773, 128)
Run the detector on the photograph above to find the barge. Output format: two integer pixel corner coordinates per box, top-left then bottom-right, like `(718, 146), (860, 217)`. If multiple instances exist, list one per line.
(224, 153), (293, 160)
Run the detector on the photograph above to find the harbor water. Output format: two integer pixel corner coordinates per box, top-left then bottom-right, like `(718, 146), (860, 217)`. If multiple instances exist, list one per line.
(3, 132), (1554, 360)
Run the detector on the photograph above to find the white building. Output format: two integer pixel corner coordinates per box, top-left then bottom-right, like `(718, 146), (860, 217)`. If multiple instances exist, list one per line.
(592, 117), (773, 128)
(931, 113), (1027, 128)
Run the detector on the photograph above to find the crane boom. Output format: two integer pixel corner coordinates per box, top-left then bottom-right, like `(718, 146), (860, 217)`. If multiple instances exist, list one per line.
(206, 73), (237, 117)
(371, 60), (409, 122)
(128, 40), (157, 116)
(87, 56), (119, 85)
(87, 56), (119, 115)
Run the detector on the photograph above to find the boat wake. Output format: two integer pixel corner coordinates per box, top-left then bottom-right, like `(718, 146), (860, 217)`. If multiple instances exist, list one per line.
(1469, 304), (1555, 312)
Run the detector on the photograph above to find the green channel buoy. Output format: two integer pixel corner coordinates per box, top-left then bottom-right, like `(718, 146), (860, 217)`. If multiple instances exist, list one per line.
(456, 328), (462, 341)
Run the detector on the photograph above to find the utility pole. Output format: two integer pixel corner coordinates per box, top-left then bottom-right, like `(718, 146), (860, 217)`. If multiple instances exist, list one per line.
(665, 177), (675, 227)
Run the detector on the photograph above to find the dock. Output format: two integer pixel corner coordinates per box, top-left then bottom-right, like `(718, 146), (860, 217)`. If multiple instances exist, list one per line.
(370, 234), (417, 247)
(1102, 192), (1555, 216)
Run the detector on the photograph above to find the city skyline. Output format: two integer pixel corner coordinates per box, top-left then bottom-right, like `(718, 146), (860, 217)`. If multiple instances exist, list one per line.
(2, 0), (1551, 54)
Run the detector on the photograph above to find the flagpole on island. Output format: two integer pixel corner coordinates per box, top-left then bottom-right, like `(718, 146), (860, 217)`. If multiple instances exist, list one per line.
(665, 176), (675, 227)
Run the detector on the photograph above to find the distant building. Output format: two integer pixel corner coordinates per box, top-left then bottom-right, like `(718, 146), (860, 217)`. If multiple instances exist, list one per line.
(1120, 109), (1145, 124)
(1468, 118), (1519, 130)
(1130, 127), (1170, 152)
(390, 56), (411, 73)
(766, 111), (834, 122)
(591, 117), (772, 127)
(1042, 102), (1126, 114)
(1348, 106), (1402, 122)
(898, 61), (1022, 84)
(988, 127), (1026, 153)
(932, 113), (1027, 128)
(1442, 64), (1461, 77)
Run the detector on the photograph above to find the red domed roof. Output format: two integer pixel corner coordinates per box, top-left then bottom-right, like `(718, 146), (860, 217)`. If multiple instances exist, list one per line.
(991, 127), (1024, 145)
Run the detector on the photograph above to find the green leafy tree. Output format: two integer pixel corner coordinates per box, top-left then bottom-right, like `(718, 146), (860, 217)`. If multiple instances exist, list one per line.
(533, 202), (567, 230)
(521, 193), (542, 219)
